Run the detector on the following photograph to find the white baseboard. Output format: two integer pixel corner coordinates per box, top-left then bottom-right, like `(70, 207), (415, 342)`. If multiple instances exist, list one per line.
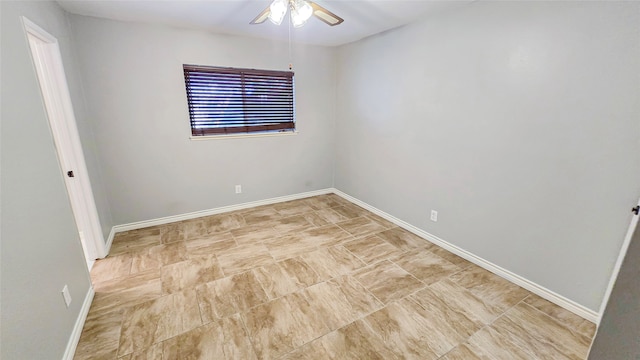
(332, 189), (600, 324)
(108, 188), (334, 240)
(105, 227), (116, 255)
(104, 187), (598, 323)
(63, 286), (94, 360)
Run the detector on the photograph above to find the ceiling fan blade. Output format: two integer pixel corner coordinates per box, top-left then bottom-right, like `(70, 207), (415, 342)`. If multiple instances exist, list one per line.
(309, 1), (344, 26)
(250, 5), (271, 24)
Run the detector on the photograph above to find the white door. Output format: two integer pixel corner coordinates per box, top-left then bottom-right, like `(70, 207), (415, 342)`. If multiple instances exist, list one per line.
(23, 17), (106, 270)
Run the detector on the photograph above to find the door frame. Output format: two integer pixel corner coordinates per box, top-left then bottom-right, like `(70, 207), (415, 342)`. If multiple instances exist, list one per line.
(597, 196), (640, 321)
(22, 17), (106, 269)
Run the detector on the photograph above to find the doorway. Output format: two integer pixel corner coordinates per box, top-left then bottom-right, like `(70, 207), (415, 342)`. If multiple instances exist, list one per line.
(22, 17), (106, 269)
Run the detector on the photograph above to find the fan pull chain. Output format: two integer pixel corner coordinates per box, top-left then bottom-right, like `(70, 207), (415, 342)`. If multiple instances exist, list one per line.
(288, 7), (293, 71)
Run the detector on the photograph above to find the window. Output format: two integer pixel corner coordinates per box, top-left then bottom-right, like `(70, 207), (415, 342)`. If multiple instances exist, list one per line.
(183, 64), (295, 136)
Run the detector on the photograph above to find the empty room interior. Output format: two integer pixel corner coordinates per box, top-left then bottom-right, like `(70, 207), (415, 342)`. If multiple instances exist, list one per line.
(2, 0), (640, 359)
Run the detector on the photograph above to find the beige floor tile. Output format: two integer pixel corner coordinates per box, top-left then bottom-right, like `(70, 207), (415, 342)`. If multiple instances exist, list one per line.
(336, 216), (392, 238)
(161, 255), (224, 294)
(297, 224), (354, 248)
(252, 262), (304, 299)
(271, 214), (316, 233)
(131, 242), (188, 273)
(91, 253), (132, 284)
(75, 348), (117, 360)
(427, 279), (503, 324)
(163, 323), (220, 359)
(363, 299), (456, 359)
(273, 200), (316, 217)
(162, 315), (257, 360)
(93, 269), (161, 293)
(408, 286), (485, 339)
(196, 271), (269, 322)
(364, 213), (396, 229)
(499, 302), (592, 359)
(301, 245), (365, 281)
(118, 342), (163, 360)
(343, 235), (404, 265)
(353, 260), (425, 304)
(441, 343), (491, 360)
(264, 233), (318, 261)
(303, 194), (349, 210)
(305, 275), (382, 331)
(110, 228), (161, 255)
(91, 281), (162, 316)
(279, 338), (333, 360)
(524, 294), (597, 338)
(242, 292), (329, 359)
(301, 211), (331, 227)
(279, 257), (322, 287)
(182, 219), (210, 240)
(286, 291), (332, 340)
(465, 326), (536, 360)
(429, 246), (474, 269)
(185, 233), (237, 257)
(488, 315), (573, 359)
(79, 194), (596, 360)
(118, 289), (202, 356)
(391, 249), (460, 285)
(230, 224), (279, 246)
(216, 243), (275, 275)
(312, 320), (401, 360)
(376, 227), (433, 251)
(160, 223), (185, 244)
(74, 309), (123, 360)
(91, 270), (162, 314)
(313, 207), (350, 224)
(129, 248), (162, 274)
(331, 204), (369, 220)
(449, 266), (531, 311)
(202, 212), (246, 234)
(241, 206), (281, 225)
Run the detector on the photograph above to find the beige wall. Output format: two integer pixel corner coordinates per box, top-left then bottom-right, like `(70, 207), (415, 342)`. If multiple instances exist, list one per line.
(69, 15), (337, 225)
(334, 1), (640, 311)
(1, 1), (93, 358)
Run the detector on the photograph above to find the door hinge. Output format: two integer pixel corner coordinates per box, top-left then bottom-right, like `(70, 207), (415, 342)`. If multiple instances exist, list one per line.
(632, 205), (639, 215)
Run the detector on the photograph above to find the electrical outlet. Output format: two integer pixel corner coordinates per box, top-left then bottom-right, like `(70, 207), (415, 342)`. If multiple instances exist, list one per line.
(62, 285), (72, 308)
(235, 185), (242, 194)
(430, 210), (438, 222)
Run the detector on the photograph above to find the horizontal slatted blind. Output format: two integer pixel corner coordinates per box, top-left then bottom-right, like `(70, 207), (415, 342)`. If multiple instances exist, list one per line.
(183, 65), (295, 136)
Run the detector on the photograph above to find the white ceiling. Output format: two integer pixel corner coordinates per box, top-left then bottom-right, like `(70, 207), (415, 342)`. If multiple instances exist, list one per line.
(56, 0), (473, 46)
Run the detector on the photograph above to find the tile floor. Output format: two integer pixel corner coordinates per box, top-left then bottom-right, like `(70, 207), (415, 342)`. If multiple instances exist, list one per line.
(74, 194), (596, 359)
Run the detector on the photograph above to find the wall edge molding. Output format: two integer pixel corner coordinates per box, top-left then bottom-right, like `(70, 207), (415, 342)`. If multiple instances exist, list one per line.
(63, 286), (94, 360)
(332, 188), (600, 323)
(105, 226), (116, 255)
(109, 188), (333, 234)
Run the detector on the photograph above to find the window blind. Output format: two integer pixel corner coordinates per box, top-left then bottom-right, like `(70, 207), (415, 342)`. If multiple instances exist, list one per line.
(183, 65), (295, 136)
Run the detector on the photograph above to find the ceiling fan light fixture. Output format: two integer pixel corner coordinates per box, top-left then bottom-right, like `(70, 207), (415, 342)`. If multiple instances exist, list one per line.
(314, 9), (340, 25)
(251, 0), (342, 28)
(268, 0), (287, 25)
(290, 0), (313, 28)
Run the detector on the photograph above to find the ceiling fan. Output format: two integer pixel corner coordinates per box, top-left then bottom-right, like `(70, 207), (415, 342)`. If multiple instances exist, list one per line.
(250, 0), (344, 28)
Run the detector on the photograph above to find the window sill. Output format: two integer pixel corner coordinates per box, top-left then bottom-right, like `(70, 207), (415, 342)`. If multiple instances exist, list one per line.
(189, 131), (299, 141)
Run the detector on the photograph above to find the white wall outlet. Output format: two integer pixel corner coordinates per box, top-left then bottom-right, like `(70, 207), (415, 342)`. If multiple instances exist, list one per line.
(235, 185), (242, 194)
(430, 210), (438, 222)
(62, 285), (72, 308)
